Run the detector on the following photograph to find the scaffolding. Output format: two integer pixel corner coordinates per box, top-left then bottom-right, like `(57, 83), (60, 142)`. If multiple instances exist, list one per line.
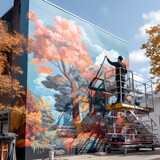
(89, 65), (157, 154)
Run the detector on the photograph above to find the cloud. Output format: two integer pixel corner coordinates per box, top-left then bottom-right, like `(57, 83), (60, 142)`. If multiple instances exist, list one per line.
(33, 73), (59, 96)
(129, 49), (149, 63)
(95, 49), (120, 65)
(95, 51), (106, 65)
(139, 66), (151, 72)
(33, 73), (48, 89)
(43, 95), (56, 106)
(135, 10), (160, 39)
(101, 7), (108, 15)
(80, 26), (103, 54)
(108, 49), (120, 61)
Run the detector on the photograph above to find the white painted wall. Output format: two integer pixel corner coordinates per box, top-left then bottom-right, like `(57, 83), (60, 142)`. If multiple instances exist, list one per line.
(150, 99), (160, 144)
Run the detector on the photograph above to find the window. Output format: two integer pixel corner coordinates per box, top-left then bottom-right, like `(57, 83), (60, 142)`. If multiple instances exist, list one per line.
(0, 110), (10, 134)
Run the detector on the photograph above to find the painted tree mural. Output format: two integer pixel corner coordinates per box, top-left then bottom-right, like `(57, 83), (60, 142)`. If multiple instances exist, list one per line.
(28, 10), (99, 122)
(42, 75), (73, 113)
(28, 10), (130, 123)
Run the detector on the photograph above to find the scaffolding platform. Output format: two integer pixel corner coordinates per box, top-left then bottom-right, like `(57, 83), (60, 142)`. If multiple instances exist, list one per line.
(106, 103), (154, 112)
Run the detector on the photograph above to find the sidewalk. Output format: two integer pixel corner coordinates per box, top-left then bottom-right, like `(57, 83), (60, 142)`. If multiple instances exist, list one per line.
(54, 148), (160, 160)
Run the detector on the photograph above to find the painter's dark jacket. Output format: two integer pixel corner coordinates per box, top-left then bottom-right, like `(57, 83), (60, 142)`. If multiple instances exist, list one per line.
(0, 133), (17, 160)
(107, 58), (127, 80)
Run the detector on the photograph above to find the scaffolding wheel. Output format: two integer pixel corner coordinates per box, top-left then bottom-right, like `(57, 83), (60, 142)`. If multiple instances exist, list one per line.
(152, 145), (155, 151)
(107, 147), (112, 153)
(103, 144), (106, 152)
(122, 147), (127, 154)
(135, 147), (140, 151)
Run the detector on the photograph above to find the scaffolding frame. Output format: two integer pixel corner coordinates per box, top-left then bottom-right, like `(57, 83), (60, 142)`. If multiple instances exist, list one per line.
(89, 67), (154, 111)
(89, 67), (157, 154)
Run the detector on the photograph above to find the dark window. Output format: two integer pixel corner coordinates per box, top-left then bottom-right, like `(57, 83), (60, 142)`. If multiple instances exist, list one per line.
(0, 110), (10, 134)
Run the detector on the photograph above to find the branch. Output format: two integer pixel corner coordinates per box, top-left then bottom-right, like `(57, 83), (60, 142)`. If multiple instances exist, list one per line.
(68, 65), (74, 75)
(50, 61), (64, 74)
(50, 61), (58, 67)
(57, 62), (65, 75)
(60, 59), (78, 92)
(51, 60), (72, 89)
(61, 59), (68, 75)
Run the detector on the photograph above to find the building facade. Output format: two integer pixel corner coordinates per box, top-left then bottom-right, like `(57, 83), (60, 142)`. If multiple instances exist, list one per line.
(150, 97), (160, 145)
(1, 0), (129, 159)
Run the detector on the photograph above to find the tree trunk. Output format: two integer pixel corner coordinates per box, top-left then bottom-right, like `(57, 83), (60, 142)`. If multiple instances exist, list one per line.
(61, 60), (80, 122)
(72, 96), (80, 122)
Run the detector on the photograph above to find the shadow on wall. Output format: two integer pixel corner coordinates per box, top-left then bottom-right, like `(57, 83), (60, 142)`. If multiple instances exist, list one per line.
(77, 132), (103, 154)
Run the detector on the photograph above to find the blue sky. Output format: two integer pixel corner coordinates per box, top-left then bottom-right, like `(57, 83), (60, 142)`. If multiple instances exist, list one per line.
(1, 0), (160, 80)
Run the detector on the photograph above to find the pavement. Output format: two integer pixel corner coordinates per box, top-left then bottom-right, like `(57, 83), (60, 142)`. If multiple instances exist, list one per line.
(54, 148), (160, 160)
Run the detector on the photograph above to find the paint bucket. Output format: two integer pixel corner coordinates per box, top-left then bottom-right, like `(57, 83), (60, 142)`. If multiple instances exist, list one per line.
(49, 150), (54, 160)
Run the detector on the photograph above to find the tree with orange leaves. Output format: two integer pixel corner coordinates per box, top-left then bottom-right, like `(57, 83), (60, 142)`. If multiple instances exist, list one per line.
(28, 11), (97, 122)
(0, 20), (30, 107)
(28, 11), (130, 122)
(0, 20), (31, 149)
(142, 24), (160, 94)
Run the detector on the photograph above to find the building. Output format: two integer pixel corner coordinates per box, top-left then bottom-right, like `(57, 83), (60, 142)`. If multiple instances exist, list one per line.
(150, 95), (160, 144)
(4, 0), (158, 159)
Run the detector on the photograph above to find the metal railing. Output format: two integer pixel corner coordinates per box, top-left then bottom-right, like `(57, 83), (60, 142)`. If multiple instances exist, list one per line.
(104, 110), (155, 144)
(102, 67), (154, 110)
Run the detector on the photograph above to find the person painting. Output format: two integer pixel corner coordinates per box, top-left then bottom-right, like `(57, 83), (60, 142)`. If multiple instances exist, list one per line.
(105, 55), (127, 103)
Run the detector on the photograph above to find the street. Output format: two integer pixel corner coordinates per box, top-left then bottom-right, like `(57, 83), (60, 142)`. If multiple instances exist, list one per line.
(55, 148), (160, 160)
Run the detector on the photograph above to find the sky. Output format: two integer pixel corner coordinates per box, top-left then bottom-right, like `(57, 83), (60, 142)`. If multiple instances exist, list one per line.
(0, 0), (160, 81)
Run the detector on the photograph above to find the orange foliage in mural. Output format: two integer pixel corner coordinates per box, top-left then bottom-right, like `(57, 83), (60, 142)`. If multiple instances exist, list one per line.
(36, 65), (54, 74)
(57, 77), (66, 82)
(28, 10), (98, 122)
(16, 94), (52, 148)
(28, 10), (130, 123)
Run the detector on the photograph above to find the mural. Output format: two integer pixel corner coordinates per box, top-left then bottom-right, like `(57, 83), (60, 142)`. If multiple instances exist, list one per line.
(9, 0), (129, 159)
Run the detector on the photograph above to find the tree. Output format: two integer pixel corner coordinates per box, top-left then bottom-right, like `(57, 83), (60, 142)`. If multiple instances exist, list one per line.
(0, 20), (32, 149)
(28, 10), (130, 122)
(41, 108), (55, 129)
(42, 69), (89, 113)
(142, 24), (160, 94)
(28, 11), (96, 122)
(27, 87), (41, 113)
(42, 74), (72, 113)
(0, 20), (30, 107)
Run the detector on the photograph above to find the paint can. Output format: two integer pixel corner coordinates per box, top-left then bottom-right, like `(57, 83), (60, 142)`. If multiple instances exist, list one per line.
(49, 150), (54, 160)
